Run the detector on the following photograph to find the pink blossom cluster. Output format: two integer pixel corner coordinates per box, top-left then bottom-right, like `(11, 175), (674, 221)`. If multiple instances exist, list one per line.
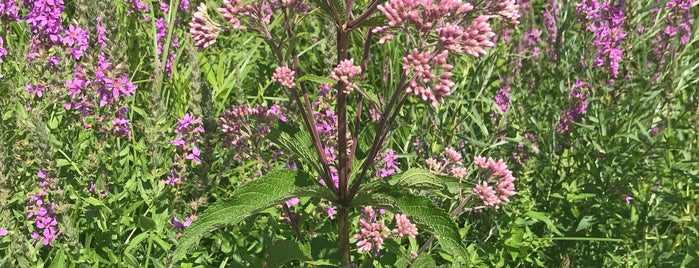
(155, 0), (191, 76)
(648, 0), (694, 82)
(26, 171), (61, 245)
(330, 59), (362, 94)
(472, 156), (516, 208)
(372, 0), (519, 106)
(218, 0), (254, 29)
(272, 66), (296, 89)
(392, 214), (418, 238)
(166, 113), (205, 186)
(190, 3), (221, 50)
(354, 206), (389, 253)
(403, 49), (454, 106)
(126, 0), (151, 17)
(543, 0), (561, 60)
(425, 147), (468, 179)
(495, 0), (521, 25)
(219, 103), (284, 157)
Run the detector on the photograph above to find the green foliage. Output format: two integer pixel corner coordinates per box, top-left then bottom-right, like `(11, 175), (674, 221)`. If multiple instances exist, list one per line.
(174, 169), (317, 261)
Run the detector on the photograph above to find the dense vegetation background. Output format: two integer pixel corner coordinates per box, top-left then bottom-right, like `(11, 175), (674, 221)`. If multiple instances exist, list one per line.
(1, 0), (698, 267)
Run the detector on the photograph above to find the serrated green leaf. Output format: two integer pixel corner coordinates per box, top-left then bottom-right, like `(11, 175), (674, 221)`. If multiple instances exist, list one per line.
(138, 215), (156, 231)
(49, 249), (66, 268)
(267, 240), (309, 268)
(84, 197), (104, 206)
(370, 189), (468, 261)
(173, 169), (318, 262)
(575, 215), (597, 233)
(388, 168), (446, 191)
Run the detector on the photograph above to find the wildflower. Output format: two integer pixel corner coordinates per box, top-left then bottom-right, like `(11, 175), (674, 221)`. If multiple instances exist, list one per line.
(354, 207), (389, 253)
(0, 229), (7, 236)
(63, 25), (89, 60)
(190, 3), (221, 50)
(377, 149), (400, 178)
(403, 49), (454, 106)
(170, 216), (193, 230)
(444, 147), (462, 164)
(557, 79), (591, 133)
(0, 0), (20, 22)
(218, 0), (252, 29)
(392, 214), (418, 238)
(272, 66), (296, 88)
(473, 181), (500, 207)
(576, 0), (626, 77)
(26, 171), (61, 245)
(472, 156), (516, 208)
(330, 59), (362, 93)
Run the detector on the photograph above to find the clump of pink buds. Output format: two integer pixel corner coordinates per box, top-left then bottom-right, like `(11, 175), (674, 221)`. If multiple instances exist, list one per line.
(472, 156), (516, 208)
(272, 66), (296, 89)
(330, 59), (362, 94)
(189, 3), (221, 50)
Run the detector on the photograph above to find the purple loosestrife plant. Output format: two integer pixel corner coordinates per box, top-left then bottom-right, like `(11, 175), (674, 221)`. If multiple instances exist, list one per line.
(166, 113), (205, 186)
(557, 79), (591, 133)
(26, 171), (61, 245)
(576, 0), (626, 78)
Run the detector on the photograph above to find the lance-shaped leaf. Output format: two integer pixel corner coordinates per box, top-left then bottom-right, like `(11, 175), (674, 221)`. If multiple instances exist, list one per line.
(173, 169), (319, 262)
(364, 188), (469, 261)
(267, 122), (324, 176)
(267, 239), (310, 268)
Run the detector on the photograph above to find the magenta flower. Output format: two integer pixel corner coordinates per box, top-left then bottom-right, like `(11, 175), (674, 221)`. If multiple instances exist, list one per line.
(170, 216), (193, 230)
(62, 24), (89, 60)
(0, 229), (8, 236)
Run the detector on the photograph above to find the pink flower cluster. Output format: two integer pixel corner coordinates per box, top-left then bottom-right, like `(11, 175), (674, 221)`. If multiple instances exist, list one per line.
(218, 0), (254, 29)
(272, 66), (296, 89)
(472, 156), (516, 208)
(392, 214), (418, 238)
(26, 171), (61, 245)
(425, 147), (468, 179)
(190, 3), (220, 50)
(62, 24), (89, 60)
(166, 113), (205, 186)
(354, 206), (389, 253)
(438, 16), (496, 57)
(403, 49), (454, 106)
(330, 59), (362, 94)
